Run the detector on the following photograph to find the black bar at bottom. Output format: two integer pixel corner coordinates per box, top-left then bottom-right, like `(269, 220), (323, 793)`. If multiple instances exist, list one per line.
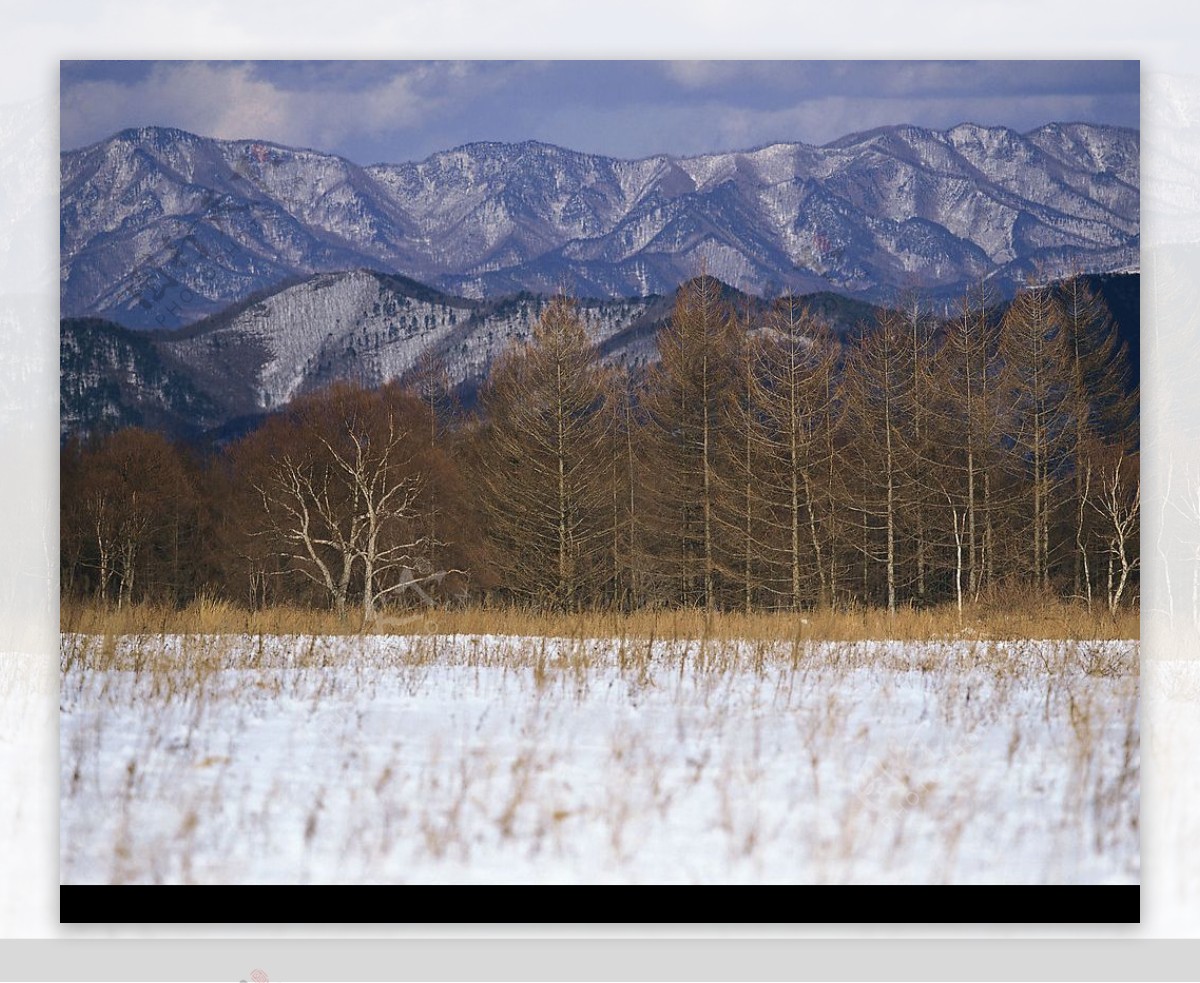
(60, 884), (1139, 925)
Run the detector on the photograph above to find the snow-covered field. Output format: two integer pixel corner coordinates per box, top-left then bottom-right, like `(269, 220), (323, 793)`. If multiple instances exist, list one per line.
(60, 633), (1139, 885)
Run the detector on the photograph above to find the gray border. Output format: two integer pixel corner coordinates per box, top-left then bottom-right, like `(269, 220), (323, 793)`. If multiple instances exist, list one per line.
(0, 938), (1199, 981)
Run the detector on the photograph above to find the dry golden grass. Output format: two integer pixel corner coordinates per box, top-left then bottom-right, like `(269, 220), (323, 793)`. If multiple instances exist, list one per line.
(61, 591), (1138, 641)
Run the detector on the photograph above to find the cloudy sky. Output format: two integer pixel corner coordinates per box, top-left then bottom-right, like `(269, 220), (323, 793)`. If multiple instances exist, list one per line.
(60, 60), (1139, 163)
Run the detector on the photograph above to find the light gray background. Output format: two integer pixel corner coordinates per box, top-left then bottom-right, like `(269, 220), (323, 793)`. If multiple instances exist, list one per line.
(3, 0), (1198, 977)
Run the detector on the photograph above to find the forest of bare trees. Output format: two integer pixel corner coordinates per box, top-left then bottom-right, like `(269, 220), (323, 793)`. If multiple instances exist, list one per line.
(60, 275), (1139, 622)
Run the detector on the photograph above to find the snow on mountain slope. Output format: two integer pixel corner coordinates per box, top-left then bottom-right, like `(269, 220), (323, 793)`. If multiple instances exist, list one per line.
(168, 270), (453, 410)
(61, 123), (1139, 328)
(78, 270), (662, 431)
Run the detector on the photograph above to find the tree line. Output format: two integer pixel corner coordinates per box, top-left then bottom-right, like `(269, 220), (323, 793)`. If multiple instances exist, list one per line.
(61, 274), (1139, 620)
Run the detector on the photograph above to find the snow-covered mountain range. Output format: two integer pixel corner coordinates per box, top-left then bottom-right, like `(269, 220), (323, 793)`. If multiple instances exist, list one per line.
(61, 123), (1139, 329)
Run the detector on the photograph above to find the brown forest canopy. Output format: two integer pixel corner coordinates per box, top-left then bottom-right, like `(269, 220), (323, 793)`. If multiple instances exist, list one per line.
(61, 275), (1139, 619)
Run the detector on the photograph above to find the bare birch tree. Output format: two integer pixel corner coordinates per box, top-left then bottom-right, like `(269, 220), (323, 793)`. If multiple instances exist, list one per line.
(248, 384), (438, 622)
(1059, 274), (1138, 600)
(1087, 450), (1140, 614)
(67, 429), (195, 607)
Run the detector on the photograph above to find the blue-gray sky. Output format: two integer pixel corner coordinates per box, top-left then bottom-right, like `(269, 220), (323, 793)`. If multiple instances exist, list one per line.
(60, 60), (1139, 163)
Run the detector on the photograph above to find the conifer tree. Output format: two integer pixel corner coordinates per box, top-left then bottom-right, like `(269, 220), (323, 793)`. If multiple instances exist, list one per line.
(998, 282), (1075, 591)
(930, 281), (1007, 600)
(840, 309), (918, 614)
(740, 297), (838, 610)
(471, 296), (613, 610)
(639, 276), (740, 609)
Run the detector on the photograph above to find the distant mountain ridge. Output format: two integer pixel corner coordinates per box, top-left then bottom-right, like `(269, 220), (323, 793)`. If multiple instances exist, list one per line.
(59, 270), (1139, 443)
(61, 270), (671, 440)
(61, 123), (1139, 329)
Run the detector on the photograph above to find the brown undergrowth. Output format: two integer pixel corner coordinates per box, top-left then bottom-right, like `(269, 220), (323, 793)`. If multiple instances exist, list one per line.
(62, 591), (1137, 642)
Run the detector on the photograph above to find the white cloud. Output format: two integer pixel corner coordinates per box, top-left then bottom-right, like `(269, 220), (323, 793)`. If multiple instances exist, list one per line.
(64, 63), (298, 148)
(662, 61), (738, 89)
(537, 90), (1136, 160)
(61, 61), (532, 155)
(61, 59), (1137, 163)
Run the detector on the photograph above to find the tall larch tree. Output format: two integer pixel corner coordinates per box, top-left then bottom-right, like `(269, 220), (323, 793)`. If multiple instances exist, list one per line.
(639, 275), (740, 609)
(998, 281), (1075, 592)
(471, 296), (613, 610)
(840, 309), (919, 615)
(897, 292), (938, 604)
(744, 297), (839, 610)
(931, 281), (1007, 600)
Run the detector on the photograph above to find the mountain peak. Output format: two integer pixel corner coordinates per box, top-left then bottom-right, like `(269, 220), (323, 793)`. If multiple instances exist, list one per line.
(112, 124), (200, 144)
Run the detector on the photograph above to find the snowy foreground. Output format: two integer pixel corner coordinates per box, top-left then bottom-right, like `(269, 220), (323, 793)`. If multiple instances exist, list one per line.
(60, 633), (1139, 885)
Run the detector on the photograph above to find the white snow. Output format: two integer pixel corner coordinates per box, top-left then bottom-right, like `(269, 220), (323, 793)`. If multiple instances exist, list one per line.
(59, 633), (1138, 885)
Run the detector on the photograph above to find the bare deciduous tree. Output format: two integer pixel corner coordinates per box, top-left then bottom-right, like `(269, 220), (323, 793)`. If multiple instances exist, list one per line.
(64, 429), (195, 607)
(1088, 451), (1140, 615)
(1059, 274), (1138, 600)
(248, 384), (439, 623)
